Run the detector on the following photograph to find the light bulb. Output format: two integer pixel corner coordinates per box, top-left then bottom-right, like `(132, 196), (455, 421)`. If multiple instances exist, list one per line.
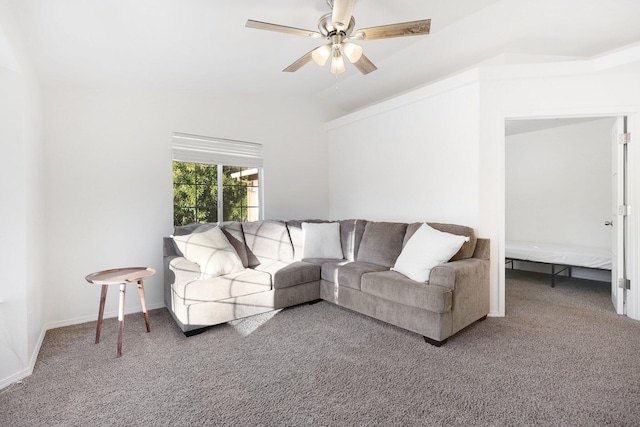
(330, 51), (345, 74)
(312, 44), (331, 66)
(342, 42), (363, 63)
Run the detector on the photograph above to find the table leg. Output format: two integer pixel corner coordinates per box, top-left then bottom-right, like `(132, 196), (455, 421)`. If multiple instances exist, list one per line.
(137, 280), (151, 333)
(95, 284), (108, 344)
(117, 283), (126, 358)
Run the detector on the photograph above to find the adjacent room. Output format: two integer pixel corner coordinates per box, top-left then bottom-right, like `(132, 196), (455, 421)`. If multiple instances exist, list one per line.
(505, 117), (616, 285)
(1, 0), (640, 425)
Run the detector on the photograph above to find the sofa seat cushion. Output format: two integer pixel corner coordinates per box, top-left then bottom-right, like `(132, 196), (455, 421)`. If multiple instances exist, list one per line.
(270, 261), (321, 289)
(321, 260), (351, 282)
(361, 271), (452, 313)
(254, 260), (321, 289)
(253, 259), (291, 274)
(300, 258), (341, 266)
(323, 261), (389, 290)
(172, 268), (272, 303)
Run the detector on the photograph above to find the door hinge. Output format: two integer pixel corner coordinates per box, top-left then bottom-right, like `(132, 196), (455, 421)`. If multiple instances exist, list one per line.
(618, 205), (630, 216)
(618, 278), (631, 290)
(619, 133), (631, 144)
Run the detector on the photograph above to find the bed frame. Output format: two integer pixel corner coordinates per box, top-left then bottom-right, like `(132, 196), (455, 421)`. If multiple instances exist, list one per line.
(505, 241), (612, 287)
(505, 258), (576, 287)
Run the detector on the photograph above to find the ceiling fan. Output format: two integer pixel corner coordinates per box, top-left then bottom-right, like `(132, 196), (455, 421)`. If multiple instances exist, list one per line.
(245, 0), (431, 75)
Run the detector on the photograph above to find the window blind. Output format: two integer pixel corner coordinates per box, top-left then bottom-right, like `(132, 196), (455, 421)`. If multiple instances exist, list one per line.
(172, 132), (263, 168)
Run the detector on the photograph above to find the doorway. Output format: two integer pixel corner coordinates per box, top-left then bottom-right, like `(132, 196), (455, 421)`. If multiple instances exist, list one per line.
(504, 116), (624, 313)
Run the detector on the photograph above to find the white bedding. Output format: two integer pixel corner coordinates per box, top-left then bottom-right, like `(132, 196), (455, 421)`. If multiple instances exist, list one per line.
(505, 241), (612, 270)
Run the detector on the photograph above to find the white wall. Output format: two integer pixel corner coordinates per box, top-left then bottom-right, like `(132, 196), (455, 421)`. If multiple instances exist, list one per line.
(327, 57), (640, 319)
(506, 118), (614, 247)
(327, 74), (481, 226)
(0, 0), (45, 389)
(42, 87), (330, 328)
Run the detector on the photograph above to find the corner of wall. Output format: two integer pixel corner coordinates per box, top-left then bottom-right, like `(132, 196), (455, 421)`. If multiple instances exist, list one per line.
(0, 322), (46, 390)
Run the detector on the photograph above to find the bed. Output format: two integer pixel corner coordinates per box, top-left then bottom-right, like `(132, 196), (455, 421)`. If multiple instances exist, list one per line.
(505, 241), (612, 287)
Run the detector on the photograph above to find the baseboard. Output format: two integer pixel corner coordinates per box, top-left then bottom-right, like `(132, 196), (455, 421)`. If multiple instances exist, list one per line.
(28, 325), (47, 372)
(45, 302), (166, 330)
(0, 367), (31, 391)
(0, 325), (46, 391)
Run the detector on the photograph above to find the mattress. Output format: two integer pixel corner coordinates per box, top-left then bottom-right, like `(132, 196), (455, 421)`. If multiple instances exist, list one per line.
(505, 241), (612, 270)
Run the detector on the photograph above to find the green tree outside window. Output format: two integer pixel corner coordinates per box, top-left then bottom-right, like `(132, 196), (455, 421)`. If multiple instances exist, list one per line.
(173, 162), (260, 226)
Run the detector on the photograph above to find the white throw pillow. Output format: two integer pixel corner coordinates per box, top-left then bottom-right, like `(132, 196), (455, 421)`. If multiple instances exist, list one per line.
(172, 226), (245, 277)
(302, 222), (344, 259)
(392, 223), (470, 282)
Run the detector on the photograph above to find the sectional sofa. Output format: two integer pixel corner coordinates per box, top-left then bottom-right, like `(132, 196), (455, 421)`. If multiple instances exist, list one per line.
(163, 219), (490, 346)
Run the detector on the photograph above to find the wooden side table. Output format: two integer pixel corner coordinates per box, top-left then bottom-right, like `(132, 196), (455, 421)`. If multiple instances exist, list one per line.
(85, 267), (156, 357)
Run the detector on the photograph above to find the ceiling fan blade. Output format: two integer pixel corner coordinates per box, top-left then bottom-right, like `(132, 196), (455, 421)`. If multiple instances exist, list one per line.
(331, 0), (357, 31)
(352, 54), (377, 75)
(355, 19), (431, 40)
(245, 20), (321, 38)
(283, 49), (315, 72)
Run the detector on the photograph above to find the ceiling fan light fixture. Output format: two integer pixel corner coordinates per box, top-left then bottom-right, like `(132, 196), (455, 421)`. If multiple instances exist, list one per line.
(341, 42), (363, 63)
(247, 1), (431, 76)
(312, 44), (332, 66)
(330, 49), (346, 74)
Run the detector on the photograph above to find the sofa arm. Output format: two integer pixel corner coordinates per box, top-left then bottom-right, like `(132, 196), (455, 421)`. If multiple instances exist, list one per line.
(429, 258), (490, 334)
(473, 238), (490, 260)
(164, 255), (201, 308)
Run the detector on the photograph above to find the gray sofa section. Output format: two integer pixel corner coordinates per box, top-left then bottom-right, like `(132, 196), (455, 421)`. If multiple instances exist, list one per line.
(164, 219), (490, 345)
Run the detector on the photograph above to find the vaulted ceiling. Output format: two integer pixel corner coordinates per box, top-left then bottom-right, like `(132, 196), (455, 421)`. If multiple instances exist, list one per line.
(9, 0), (640, 117)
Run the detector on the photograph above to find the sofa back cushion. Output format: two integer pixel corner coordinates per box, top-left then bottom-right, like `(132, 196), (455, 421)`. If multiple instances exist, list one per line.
(340, 219), (368, 261)
(242, 220), (295, 267)
(173, 223), (205, 236)
(404, 222), (477, 261)
(218, 221), (249, 267)
(357, 221), (408, 268)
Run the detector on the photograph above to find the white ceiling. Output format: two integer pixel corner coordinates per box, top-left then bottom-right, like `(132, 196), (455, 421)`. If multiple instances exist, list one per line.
(8, 0), (640, 117)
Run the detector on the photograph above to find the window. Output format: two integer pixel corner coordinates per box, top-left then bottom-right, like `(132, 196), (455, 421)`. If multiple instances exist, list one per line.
(172, 133), (263, 226)
(222, 166), (260, 222)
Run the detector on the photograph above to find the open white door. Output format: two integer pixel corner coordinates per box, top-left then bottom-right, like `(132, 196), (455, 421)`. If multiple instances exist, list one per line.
(611, 117), (627, 315)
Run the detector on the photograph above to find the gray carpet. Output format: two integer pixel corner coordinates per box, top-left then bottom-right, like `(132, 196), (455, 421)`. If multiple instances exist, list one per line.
(1, 270), (639, 426)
